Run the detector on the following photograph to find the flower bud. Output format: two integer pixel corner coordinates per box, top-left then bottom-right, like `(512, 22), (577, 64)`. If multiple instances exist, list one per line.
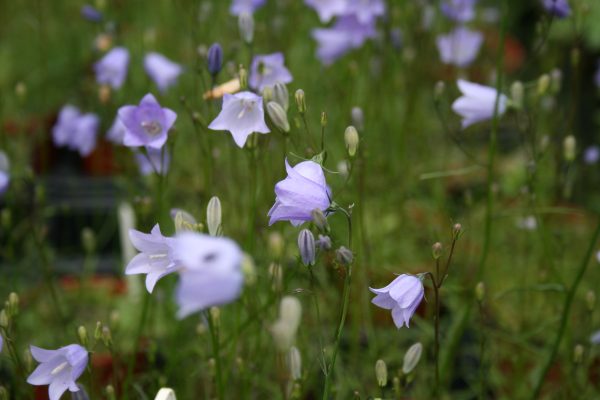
(1, 209), (11, 230)
(432, 242), (443, 259)
(537, 74), (550, 97)
(280, 296), (302, 327)
(262, 86), (273, 102)
(475, 282), (485, 302)
(563, 135), (576, 162)
(238, 12), (254, 43)
(0, 387), (8, 400)
(586, 290), (596, 312)
(94, 321), (102, 340)
(78, 326), (89, 347)
(98, 85), (111, 104)
(242, 254), (257, 286)
(317, 235), (332, 251)
(452, 223), (462, 239)
(0, 309), (8, 329)
(550, 68), (562, 94)
(320, 111), (327, 127)
(15, 81), (27, 100)
(207, 43), (223, 76)
(7, 293), (19, 316)
(351, 107), (364, 131)
(273, 82), (289, 111)
(510, 81), (524, 109)
(375, 359), (388, 387)
(206, 196), (222, 236)
(268, 232), (285, 259)
(288, 346), (302, 380)
(105, 385), (116, 400)
(110, 310), (120, 330)
(311, 209), (329, 232)
(573, 344), (584, 364)
(154, 388), (177, 400)
(210, 307), (221, 329)
(81, 227), (96, 254)
(267, 101), (290, 132)
(269, 262), (283, 291)
(434, 81), (445, 102)
(295, 89), (306, 113)
(402, 342), (423, 374)
(335, 246), (353, 266)
(298, 229), (316, 266)
(344, 126), (359, 157)
(101, 326), (112, 347)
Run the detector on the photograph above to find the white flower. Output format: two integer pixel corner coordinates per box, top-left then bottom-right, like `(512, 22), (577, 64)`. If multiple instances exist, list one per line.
(452, 79), (508, 129)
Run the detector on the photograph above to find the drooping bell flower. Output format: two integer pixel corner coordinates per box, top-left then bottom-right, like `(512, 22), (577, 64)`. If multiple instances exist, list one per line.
(312, 15), (376, 65)
(144, 52), (183, 93)
(172, 232), (244, 318)
(230, 0), (266, 15)
(249, 53), (293, 91)
(27, 344), (88, 400)
(0, 151), (10, 196)
(452, 79), (508, 129)
(541, 0), (571, 18)
(125, 224), (179, 293)
(118, 94), (177, 149)
(436, 27), (483, 68)
(370, 274), (424, 329)
(135, 147), (170, 176)
(345, 0), (386, 24)
(94, 47), (129, 89)
(305, 0), (348, 23)
(268, 159), (331, 226)
(208, 91), (270, 148)
(440, 0), (477, 22)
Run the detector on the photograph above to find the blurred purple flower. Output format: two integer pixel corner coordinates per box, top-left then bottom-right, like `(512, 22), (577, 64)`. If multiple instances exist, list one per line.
(106, 116), (126, 144)
(135, 147), (170, 176)
(80, 5), (102, 22)
(126, 224), (179, 293)
(312, 15), (376, 65)
(584, 145), (600, 165)
(370, 274), (424, 329)
(595, 61), (600, 88)
(541, 0), (571, 18)
(53, 105), (81, 147)
(144, 53), (183, 93)
(27, 344), (88, 400)
(591, 330), (600, 345)
(0, 151), (10, 196)
(249, 53), (293, 91)
(52, 106), (99, 156)
(230, 0), (266, 15)
(268, 159), (331, 226)
(440, 0), (477, 22)
(305, 0), (348, 23)
(208, 91), (270, 148)
(172, 232), (244, 318)
(94, 47), (129, 89)
(0, 335), (2, 352)
(346, 0), (385, 24)
(452, 79), (508, 129)
(118, 94), (177, 149)
(436, 27), (483, 67)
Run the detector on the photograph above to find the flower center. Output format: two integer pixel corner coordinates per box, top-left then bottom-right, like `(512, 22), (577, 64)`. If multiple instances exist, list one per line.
(51, 361), (69, 376)
(141, 120), (162, 136)
(237, 100), (256, 119)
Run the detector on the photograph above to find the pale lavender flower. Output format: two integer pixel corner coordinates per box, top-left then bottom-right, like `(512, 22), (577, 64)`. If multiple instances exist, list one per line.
(345, 0), (386, 24)
(249, 53), (293, 91)
(584, 146), (600, 165)
(440, 0), (477, 22)
(452, 79), (508, 129)
(144, 53), (183, 93)
(0, 151), (10, 196)
(542, 0), (571, 18)
(370, 274), (424, 329)
(436, 27), (483, 67)
(268, 159), (331, 226)
(53, 105), (81, 147)
(106, 116), (126, 144)
(27, 344), (88, 400)
(118, 94), (177, 149)
(305, 0), (348, 23)
(125, 224), (179, 293)
(230, 0), (266, 15)
(0, 335), (3, 352)
(208, 91), (270, 148)
(591, 330), (600, 345)
(52, 106), (99, 156)
(172, 232), (244, 318)
(312, 15), (376, 65)
(81, 5), (102, 22)
(94, 47), (129, 89)
(135, 148), (170, 176)
(317, 234), (332, 250)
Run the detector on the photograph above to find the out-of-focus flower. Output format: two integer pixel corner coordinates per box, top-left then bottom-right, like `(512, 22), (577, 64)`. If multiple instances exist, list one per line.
(345, 0), (385, 24)
(80, 5), (102, 22)
(312, 15), (376, 65)
(249, 53), (293, 91)
(135, 148), (170, 176)
(238, 12), (255, 43)
(0, 334), (3, 353)
(52, 106), (99, 156)
(452, 79), (508, 129)
(402, 342), (423, 374)
(595, 61), (600, 88)
(172, 232), (244, 318)
(208, 91), (269, 148)
(126, 224), (179, 292)
(268, 159), (331, 226)
(144, 53), (183, 93)
(317, 234), (332, 250)
(207, 43), (223, 76)
(203, 78), (241, 100)
(590, 330), (600, 345)
(436, 27), (483, 68)
(106, 117), (126, 144)
(440, 0), (477, 22)
(541, 0), (571, 18)
(305, 0), (347, 22)
(370, 274), (424, 329)
(94, 47), (129, 89)
(27, 344), (88, 400)
(270, 296), (302, 351)
(53, 105), (81, 147)
(230, 0), (265, 15)
(584, 145), (600, 165)
(118, 94), (177, 149)
(516, 215), (537, 231)
(154, 388), (177, 400)
(0, 151), (10, 196)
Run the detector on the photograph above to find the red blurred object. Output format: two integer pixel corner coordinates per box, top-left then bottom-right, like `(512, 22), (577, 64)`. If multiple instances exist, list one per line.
(59, 275), (127, 295)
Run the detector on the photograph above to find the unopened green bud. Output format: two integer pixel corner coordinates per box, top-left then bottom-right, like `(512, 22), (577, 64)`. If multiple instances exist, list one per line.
(208, 358), (217, 376)
(206, 196), (222, 237)
(402, 342), (423, 374)
(375, 359), (388, 387)
(393, 377), (401, 397)
(563, 135), (576, 162)
(295, 89), (306, 113)
(0, 309), (8, 329)
(210, 307), (221, 329)
(23, 347), (33, 371)
(573, 344), (584, 364)
(476, 282), (485, 302)
(510, 81), (524, 109)
(452, 223), (462, 239)
(550, 69), (562, 94)
(311, 209), (329, 232)
(288, 346), (302, 380)
(238, 12), (254, 43)
(8, 292), (19, 316)
(432, 242), (443, 259)
(537, 74), (550, 97)
(81, 227), (96, 254)
(335, 246), (353, 266)
(268, 232), (285, 259)
(262, 86), (273, 102)
(273, 82), (289, 111)
(78, 326), (88, 347)
(320, 111), (327, 127)
(105, 385), (116, 400)
(15, 81), (27, 100)
(239, 65), (248, 90)
(586, 291), (596, 312)
(101, 326), (112, 347)
(269, 262), (283, 291)
(242, 254), (257, 286)
(434, 81), (445, 102)
(267, 101), (290, 132)
(344, 126), (359, 157)
(94, 321), (102, 340)
(0, 386), (8, 400)
(1, 209), (11, 229)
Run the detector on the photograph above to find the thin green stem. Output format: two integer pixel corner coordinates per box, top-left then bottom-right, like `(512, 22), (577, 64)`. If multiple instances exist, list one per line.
(122, 290), (150, 400)
(208, 311), (225, 400)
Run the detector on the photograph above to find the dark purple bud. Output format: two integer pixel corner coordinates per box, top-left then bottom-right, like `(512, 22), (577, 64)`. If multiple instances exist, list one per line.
(207, 43), (223, 76)
(298, 229), (316, 266)
(81, 5), (103, 22)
